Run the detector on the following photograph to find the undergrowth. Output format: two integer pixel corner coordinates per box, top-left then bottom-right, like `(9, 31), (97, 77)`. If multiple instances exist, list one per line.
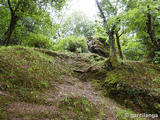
(58, 96), (99, 119)
(101, 62), (160, 114)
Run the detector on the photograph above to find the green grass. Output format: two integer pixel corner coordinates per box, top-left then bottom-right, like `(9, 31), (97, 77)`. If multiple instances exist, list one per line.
(0, 96), (11, 119)
(0, 46), (160, 119)
(0, 46), (71, 102)
(58, 96), (99, 119)
(116, 108), (146, 120)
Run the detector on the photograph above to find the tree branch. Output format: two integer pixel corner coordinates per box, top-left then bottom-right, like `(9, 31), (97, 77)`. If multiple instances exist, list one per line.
(96, 0), (110, 34)
(111, 24), (116, 32)
(119, 31), (124, 37)
(7, 0), (14, 14)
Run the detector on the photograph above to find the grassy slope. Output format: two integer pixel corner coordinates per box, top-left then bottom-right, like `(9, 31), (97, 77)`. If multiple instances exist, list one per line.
(0, 46), (71, 96)
(0, 46), (73, 119)
(102, 62), (160, 114)
(0, 46), (108, 119)
(0, 46), (159, 119)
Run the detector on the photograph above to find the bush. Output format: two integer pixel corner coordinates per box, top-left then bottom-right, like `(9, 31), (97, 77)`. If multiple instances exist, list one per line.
(153, 51), (160, 64)
(123, 48), (144, 61)
(122, 41), (145, 61)
(23, 33), (54, 49)
(53, 35), (88, 53)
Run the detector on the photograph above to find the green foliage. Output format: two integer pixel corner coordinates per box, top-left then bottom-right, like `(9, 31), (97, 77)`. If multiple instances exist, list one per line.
(121, 0), (160, 61)
(102, 62), (160, 114)
(51, 0), (67, 10)
(60, 11), (96, 38)
(53, 35), (88, 53)
(116, 109), (145, 120)
(23, 33), (54, 49)
(96, 0), (159, 62)
(94, 22), (107, 39)
(153, 51), (160, 64)
(122, 38), (145, 61)
(0, 96), (11, 119)
(0, 5), (10, 43)
(59, 96), (98, 119)
(8, 11), (58, 46)
(0, 0), (66, 45)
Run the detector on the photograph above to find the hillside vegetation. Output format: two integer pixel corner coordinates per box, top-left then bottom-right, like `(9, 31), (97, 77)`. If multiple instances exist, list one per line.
(1, 0), (160, 119)
(0, 46), (160, 119)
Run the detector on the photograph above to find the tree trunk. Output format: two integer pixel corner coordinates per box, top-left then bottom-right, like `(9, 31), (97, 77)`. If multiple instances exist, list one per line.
(3, 14), (18, 46)
(116, 32), (123, 59)
(147, 5), (159, 50)
(96, 0), (118, 68)
(95, 0), (109, 34)
(108, 32), (119, 68)
(109, 31), (116, 57)
(96, 0), (117, 57)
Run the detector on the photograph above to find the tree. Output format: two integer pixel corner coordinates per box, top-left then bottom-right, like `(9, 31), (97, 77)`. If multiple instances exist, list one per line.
(53, 35), (88, 53)
(146, 4), (159, 51)
(96, 0), (125, 67)
(60, 11), (96, 38)
(116, 31), (124, 59)
(96, 0), (116, 58)
(122, 0), (160, 61)
(1, 0), (66, 46)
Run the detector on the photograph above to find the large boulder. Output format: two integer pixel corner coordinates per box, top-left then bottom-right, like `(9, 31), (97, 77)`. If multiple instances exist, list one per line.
(87, 37), (109, 57)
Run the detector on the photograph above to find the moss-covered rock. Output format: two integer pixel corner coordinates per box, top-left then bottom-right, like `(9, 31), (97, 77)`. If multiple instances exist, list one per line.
(87, 37), (109, 57)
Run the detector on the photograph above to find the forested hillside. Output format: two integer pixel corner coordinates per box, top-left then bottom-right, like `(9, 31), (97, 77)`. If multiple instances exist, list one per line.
(0, 0), (160, 119)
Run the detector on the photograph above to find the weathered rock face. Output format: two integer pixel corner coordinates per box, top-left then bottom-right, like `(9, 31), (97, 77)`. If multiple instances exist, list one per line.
(87, 37), (109, 57)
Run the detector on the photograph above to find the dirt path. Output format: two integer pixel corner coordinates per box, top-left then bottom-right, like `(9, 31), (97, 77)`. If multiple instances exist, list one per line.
(55, 82), (119, 119)
(6, 76), (124, 120)
(4, 54), (125, 120)
(43, 74), (124, 120)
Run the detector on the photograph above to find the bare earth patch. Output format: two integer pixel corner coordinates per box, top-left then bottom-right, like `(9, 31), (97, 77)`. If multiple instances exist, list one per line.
(6, 102), (60, 119)
(7, 102), (58, 115)
(0, 91), (11, 97)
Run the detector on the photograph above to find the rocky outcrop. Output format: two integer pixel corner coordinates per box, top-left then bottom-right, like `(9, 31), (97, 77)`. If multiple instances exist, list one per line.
(87, 37), (109, 58)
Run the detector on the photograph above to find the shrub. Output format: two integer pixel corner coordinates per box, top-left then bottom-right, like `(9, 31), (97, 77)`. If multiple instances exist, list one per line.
(122, 41), (145, 61)
(23, 33), (54, 49)
(53, 35), (88, 53)
(153, 51), (160, 64)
